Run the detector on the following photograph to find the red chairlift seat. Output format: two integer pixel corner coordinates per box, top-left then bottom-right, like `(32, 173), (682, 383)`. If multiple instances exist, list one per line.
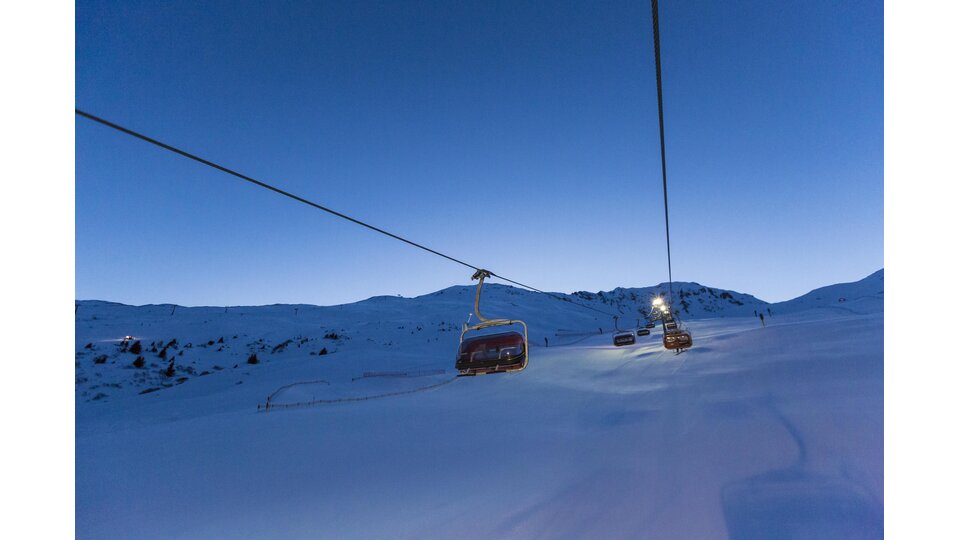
(663, 331), (692, 350)
(456, 269), (529, 376)
(456, 331), (527, 375)
(613, 332), (636, 346)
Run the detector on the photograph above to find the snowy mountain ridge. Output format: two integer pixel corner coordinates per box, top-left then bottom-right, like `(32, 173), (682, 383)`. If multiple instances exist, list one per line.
(771, 268), (883, 315)
(74, 270), (882, 405)
(77, 268), (883, 322)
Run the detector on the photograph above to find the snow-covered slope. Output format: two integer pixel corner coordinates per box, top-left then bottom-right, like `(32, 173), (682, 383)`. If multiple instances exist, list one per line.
(772, 269), (884, 315)
(72, 279), (773, 404)
(75, 272), (884, 539)
(74, 272), (881, 404)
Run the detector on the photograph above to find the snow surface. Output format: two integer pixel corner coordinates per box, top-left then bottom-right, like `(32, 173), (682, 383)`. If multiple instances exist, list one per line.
(75, 272), (883, 539)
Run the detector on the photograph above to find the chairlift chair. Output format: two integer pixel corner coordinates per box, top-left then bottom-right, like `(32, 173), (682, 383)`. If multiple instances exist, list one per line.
(637, 328), (651, 336)
(644, 322), (656, 329)
(665, 321), (678, 331)
(663, 330), (692, 351)
(612, 316), (636, 346)
(456, 270), (528, 376)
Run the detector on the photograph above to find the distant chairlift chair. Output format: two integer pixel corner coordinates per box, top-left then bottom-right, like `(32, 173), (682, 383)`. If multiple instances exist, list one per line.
(455, 270), (529, 376)
(613, 316), (636, 346)
(659, 305), (692, 352)
(634, 319), (651, 336)
(663, 330), (692, 351)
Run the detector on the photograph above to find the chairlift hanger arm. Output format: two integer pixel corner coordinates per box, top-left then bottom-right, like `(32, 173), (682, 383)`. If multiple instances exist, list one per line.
(471, 269), (493, 322)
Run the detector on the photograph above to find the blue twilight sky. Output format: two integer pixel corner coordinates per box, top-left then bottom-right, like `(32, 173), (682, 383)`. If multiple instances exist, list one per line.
(75, 0), (882, 306)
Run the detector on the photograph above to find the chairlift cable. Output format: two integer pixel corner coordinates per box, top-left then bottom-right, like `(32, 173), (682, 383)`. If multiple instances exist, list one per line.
(75, 108), (617, 319)
(649, 1), (692, 353)
(75, 109), (479, 272)
(650, 0), (675, 307)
